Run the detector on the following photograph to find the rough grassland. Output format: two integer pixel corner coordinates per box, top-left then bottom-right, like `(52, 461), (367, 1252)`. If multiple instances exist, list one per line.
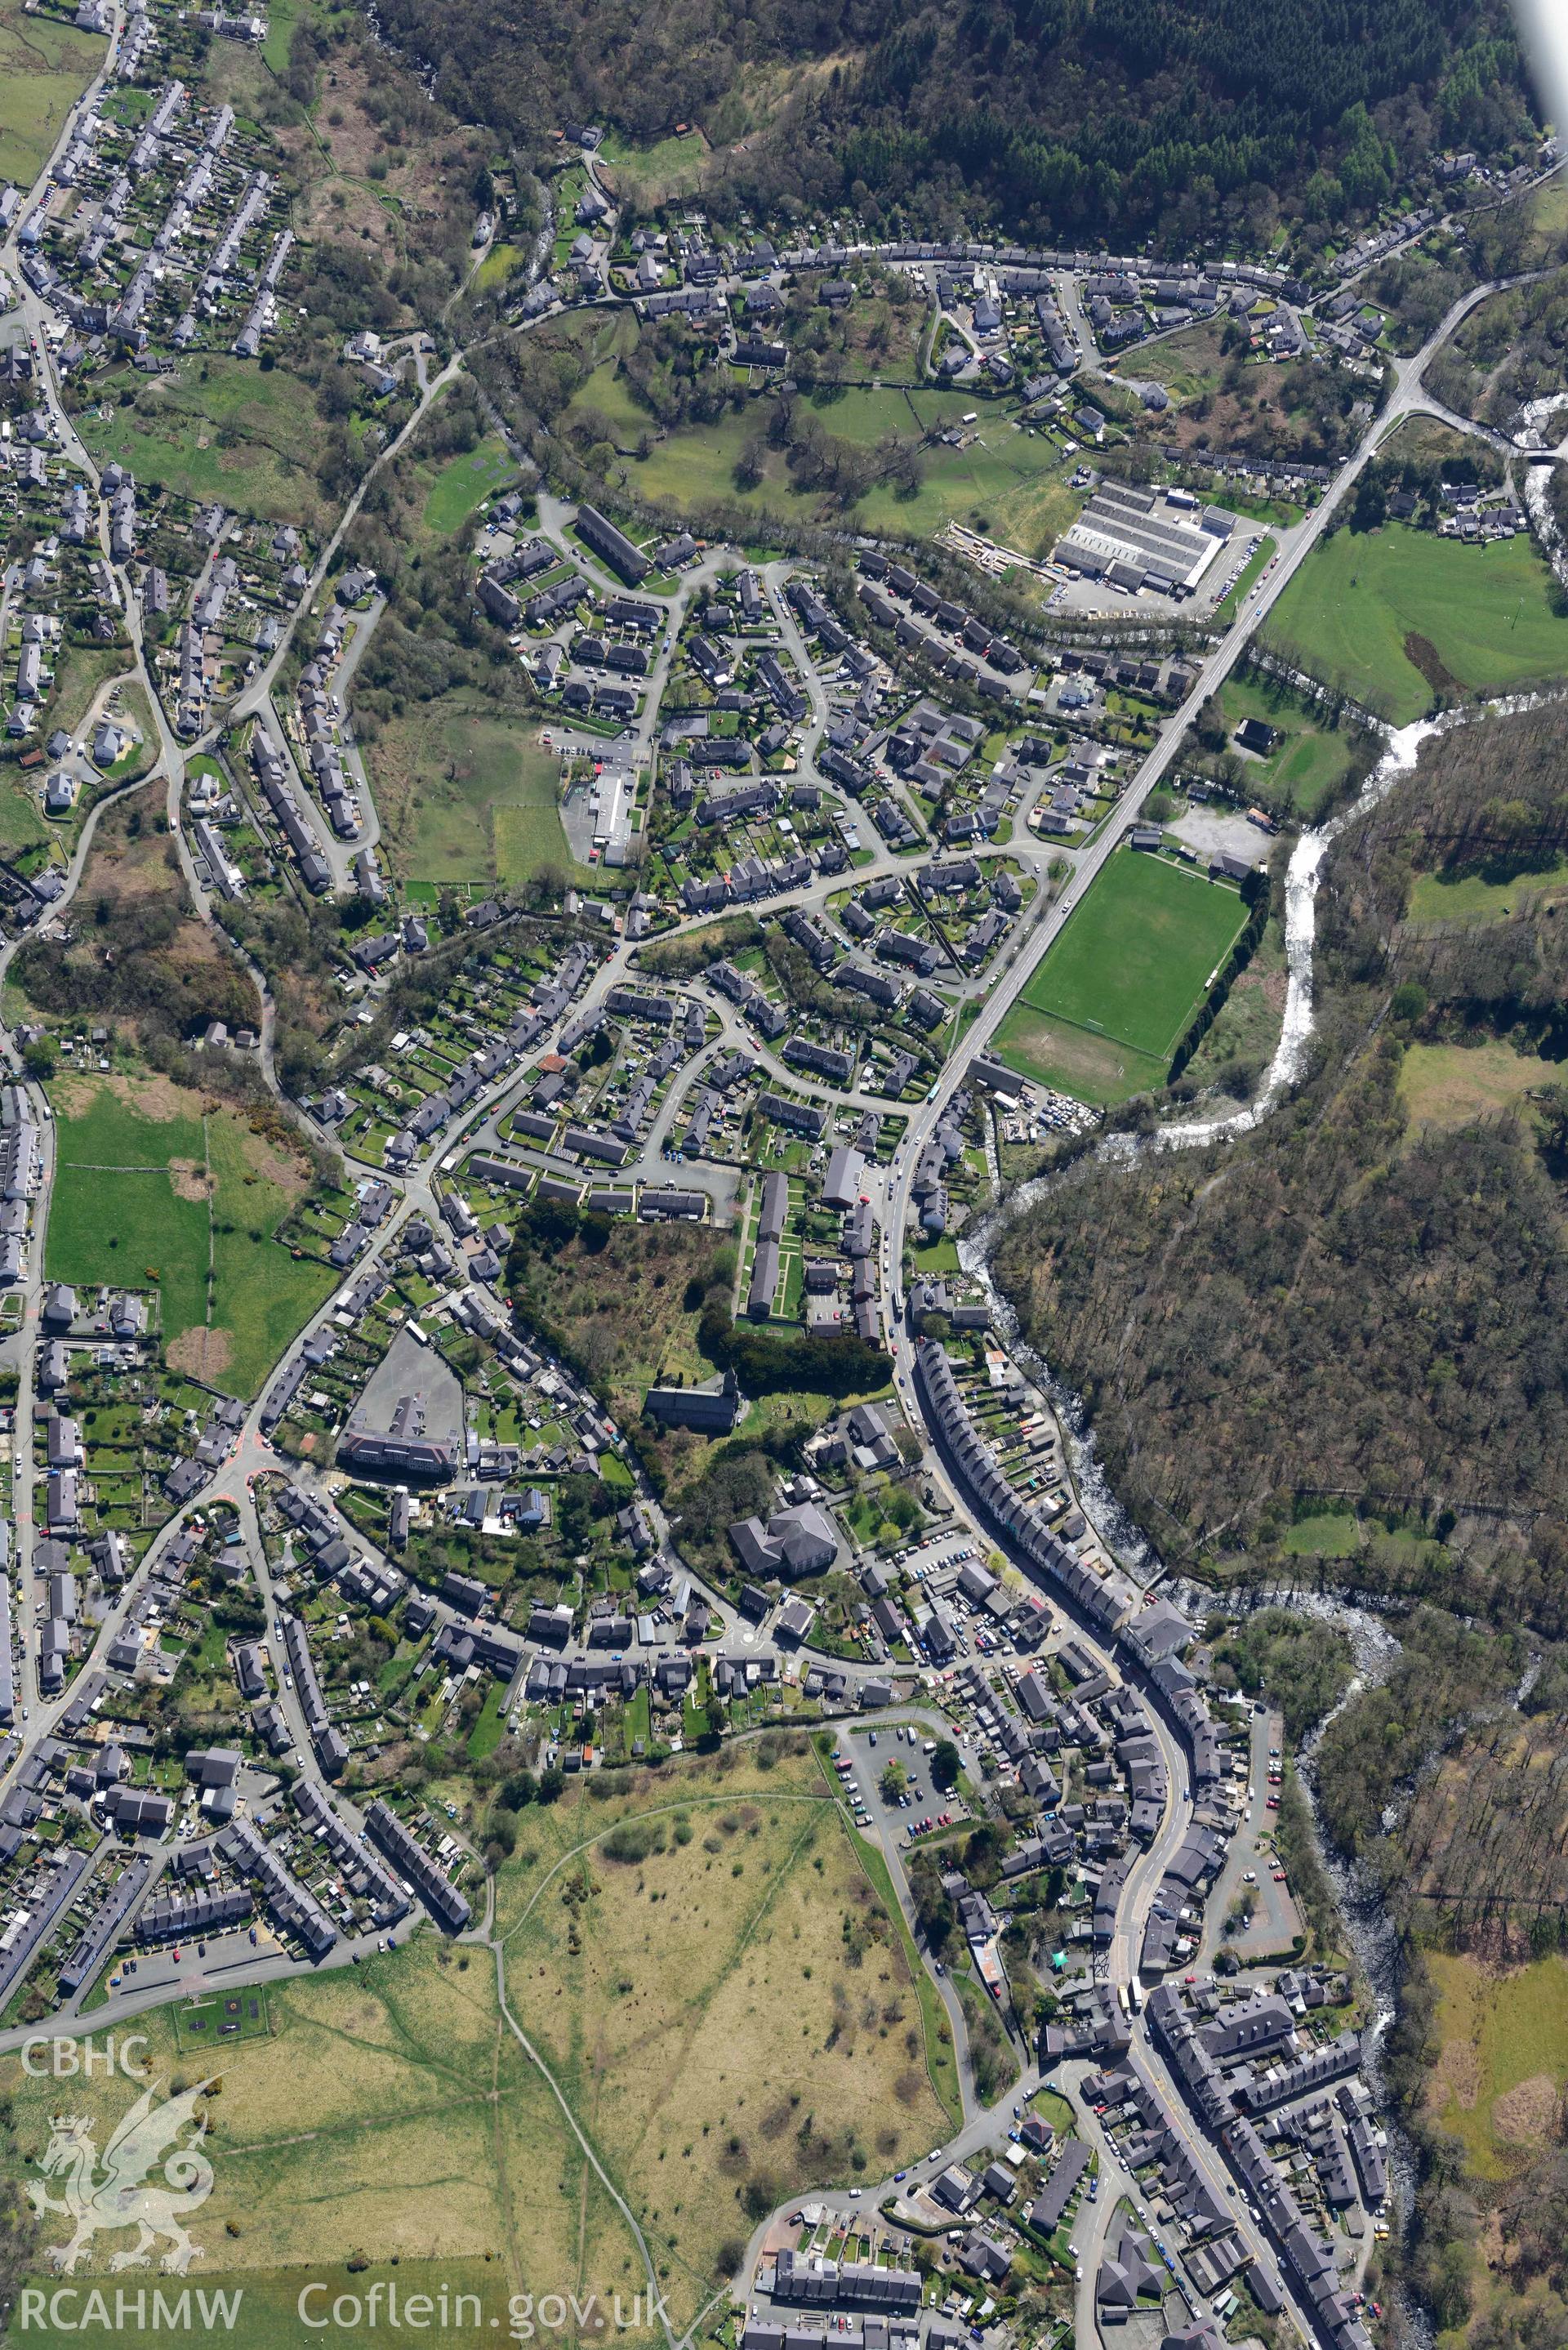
(45, 1075), (334, 1396)
(494, 1746), (951, 2323)
(500, 1216), (726, 1416)
(76, 360), (337, 530)
(1428, 1947), (1568, 2180)
(366, 702), (582, 888)
(1183, 912), (1287, 1087)
(1018, 849), (1247, 1059)
(1260, 524), (1568, 724)
(3, 1936), (660, 2350)
(1406, 853), (1568, 926)
(1396, 1040), (1565, 1138)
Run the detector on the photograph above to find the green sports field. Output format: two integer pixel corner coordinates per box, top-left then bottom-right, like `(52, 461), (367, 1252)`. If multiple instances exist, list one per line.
(44, 1076), (335, 1397)
(1259, 523), (1568, 725)
(996, 849), (1247, 1103)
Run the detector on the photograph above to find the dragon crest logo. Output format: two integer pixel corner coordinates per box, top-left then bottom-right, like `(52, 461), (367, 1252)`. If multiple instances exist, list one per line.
(26, 2078), (216, 2274)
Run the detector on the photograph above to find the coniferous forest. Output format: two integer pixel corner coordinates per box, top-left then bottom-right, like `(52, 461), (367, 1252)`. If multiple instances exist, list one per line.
(368, 0), (1536, 243)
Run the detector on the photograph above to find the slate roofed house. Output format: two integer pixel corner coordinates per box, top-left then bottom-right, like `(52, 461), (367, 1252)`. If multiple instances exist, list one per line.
(932, 2163), (976, 2212)
(774, 1596), (815, 1645)
(575, 503), (649, 586)
(728, 1501), (839, 1583)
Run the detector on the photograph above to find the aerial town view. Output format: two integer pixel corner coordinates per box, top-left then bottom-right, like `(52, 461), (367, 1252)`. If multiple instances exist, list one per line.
(0, 0), (1563, 2344)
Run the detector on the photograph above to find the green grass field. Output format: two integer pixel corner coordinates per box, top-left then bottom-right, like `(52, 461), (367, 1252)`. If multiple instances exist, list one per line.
(598, 127), (710, 203)
(0, 0), (103, 184)
(1223, 489), (1306, 528)
(474, 239), (525, 289)
(567, 359), (653, 445)
(46, 1079), (208, 1325)
(261, 0), (311, 72)
(564, 370), (1073, 548)
(419, 436), (515, 535)
(1280, 1511), (1362, 1558)
(1218, 676), (1364, 817)
(1261, 524), (1568, 723)
(1429, 1948), (1568, 2180)
(45, 1076), (335, 1396)
(1406, 853), (1568, 926)
(1396, 1039), (1565, 1137)
(859, 415), (1076, 549)
(0, 779), (51, 858)
(1134, 318), (1227, 403)
(1526, 168), (1568, 259)
(47, 644), (132, 742)
(998, 849), (1248, 1108)
(996, 850), (1248, 1102)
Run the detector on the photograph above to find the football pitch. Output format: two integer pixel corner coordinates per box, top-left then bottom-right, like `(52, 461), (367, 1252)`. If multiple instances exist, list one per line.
(996, 848), (1248, 1103)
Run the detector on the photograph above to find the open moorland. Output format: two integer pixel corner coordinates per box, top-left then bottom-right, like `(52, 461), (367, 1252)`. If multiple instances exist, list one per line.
(492, 1741), (954, 2324)
(4, 1933), (660, 2348)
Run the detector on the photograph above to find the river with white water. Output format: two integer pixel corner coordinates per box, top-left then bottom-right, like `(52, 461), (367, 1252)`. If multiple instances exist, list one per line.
(955, 696), (1568, 2345)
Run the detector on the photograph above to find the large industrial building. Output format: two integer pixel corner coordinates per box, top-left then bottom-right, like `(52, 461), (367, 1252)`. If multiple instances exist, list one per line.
(1054, 478), (1236, 598)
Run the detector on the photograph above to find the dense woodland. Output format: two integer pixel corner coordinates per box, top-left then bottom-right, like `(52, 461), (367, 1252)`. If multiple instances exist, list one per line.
(992, 703), (1568, 1626)
(1427, 261), (1568, 430)
(374, 0), (1535, 243)
(13, 787), (261, 1049)
(1316, 1609), (1568, 2343)
(1205, 1595), (1568, 2340)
